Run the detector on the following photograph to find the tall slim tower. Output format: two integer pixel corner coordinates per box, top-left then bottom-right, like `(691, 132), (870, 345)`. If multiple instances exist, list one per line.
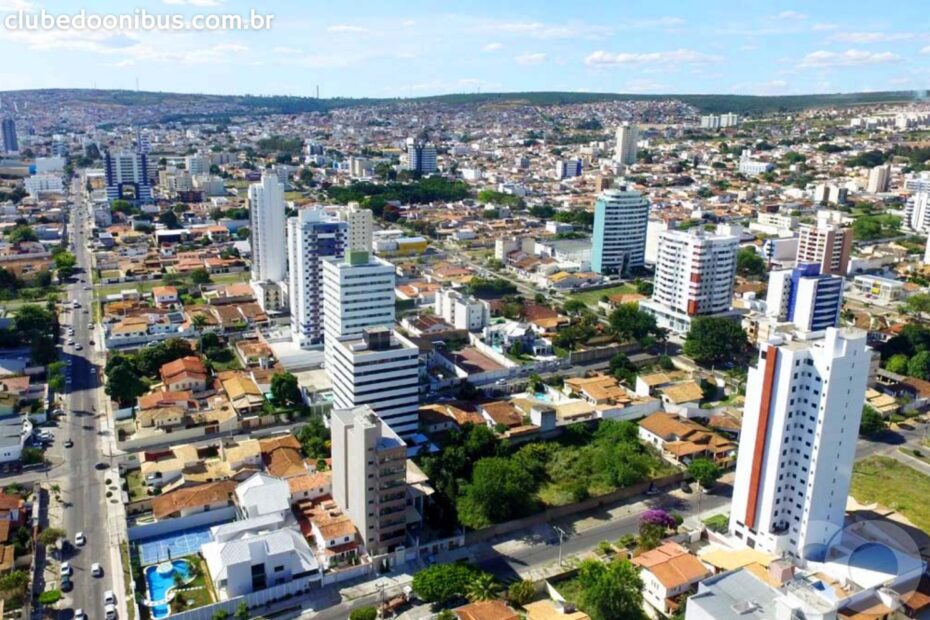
(287, 208), (347, 348)
(248, 172), (287, 283)
(614, 123), (638, 166)
(796, 223), (853, 276)
(1, 118), (18, 154)
(591, 184), (650, 275)
(730, 328), (869, 560)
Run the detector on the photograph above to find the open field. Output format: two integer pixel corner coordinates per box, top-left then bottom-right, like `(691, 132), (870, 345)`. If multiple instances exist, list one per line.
(568, 284), (637, 308)
(850, 456), (930, 533)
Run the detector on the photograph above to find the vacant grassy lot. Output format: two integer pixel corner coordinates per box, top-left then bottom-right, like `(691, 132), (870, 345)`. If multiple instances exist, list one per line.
(851, 456), (930, 533)
(568, 283), (637, 308)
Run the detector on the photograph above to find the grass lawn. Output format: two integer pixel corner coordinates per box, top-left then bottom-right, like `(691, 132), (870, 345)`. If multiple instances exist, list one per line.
(94, 271), (249, 299)
(851, 456), (930, 533)
(206, 348), (243, 371)
(119, 543), (136, 620)
(568, 284), (636, 308)
(125, 470), (148, 502)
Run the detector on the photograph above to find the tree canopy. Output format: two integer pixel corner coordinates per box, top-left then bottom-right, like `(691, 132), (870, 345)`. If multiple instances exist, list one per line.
(683, 317), (748, 366)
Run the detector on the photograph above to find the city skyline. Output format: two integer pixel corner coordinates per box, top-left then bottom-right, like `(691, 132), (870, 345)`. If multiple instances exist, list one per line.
(0, 1), (928, 98)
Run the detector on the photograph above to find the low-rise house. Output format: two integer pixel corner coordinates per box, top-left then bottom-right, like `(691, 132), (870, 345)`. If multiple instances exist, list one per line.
(159, 356), (209, 393)
(454, 600), (520, 620)
(632, 541), (712, 616)
(287, 471), (332, 504)
(260, 435), (307, 479)
(151, 285), (179, 308)
(150, 479), (238, 520)
(220, 373), (265, 415)
(638, 412), (736, 465)
(297, 497), (361, 570)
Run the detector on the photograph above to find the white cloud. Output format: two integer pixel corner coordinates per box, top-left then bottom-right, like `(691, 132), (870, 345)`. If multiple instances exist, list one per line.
(811, 23), (840, 31)
(922, 45), (930, 55)
(799, 49), (902, 68)
(584, 48), (723, 67)
(482, 20), (610, 40)
(515, 52), (546, 65)
(482, 42), (503, 52)
(326, 24), (368, 33)
(272, 46), (303, 55)
(401, 19), (415, 27)
(163, 0), (223, 5)
(776, 10), (807, 20)
(0, 0), (33, 11)
(631, 16), (684, 28)
(830, 32), (914, 43)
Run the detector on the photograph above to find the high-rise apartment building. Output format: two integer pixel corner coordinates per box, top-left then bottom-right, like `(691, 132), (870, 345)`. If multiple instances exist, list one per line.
(434, 288), (489, 331)
(404, 139), (437, 174)
(287, 208), (347, 348)
(104, 150), (153, 204)
(765, 263), (843, 336)
(591, 184), (650, 274)
(796, 223), (852, 276)
(640, 228), (738, 333)
(1, 118), (18, 153)
(555, 159), (582, 179)
(248, 172), (287, 284)
(867, 164), (891, 193)
(185, 154), (207, 176)
(331, 405), (408, 555)
(322, 251), (396, 345)
(614, 123), (638, 166)
(730, 328), (869, 559)
(329, 327), (420, 436)
(339, 203), (374, 253)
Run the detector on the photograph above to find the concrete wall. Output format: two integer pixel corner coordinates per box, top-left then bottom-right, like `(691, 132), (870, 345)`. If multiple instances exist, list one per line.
(164, 575), (319, 620)
(464, 472), (686, 545)
(127, 506), (237, 542)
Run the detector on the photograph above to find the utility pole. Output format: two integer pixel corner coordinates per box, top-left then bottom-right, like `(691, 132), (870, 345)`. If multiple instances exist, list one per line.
(553, 526), (567, 566)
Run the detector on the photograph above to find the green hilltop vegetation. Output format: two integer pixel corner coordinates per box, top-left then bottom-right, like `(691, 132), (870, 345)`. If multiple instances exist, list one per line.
(6, 87), (929, 118)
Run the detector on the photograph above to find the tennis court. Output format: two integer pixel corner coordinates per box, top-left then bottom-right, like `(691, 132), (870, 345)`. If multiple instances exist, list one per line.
(136, 523), (224, 566)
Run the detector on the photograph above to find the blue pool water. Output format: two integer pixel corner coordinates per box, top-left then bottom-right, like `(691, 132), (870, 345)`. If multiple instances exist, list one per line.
(145, 559), (192, 619)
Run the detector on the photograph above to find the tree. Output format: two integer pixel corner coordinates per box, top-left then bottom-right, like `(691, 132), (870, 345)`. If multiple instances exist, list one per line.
(608, 353), (637, 385)
(639, 509), (676, 551)
(609, 304), (660, 344)
(37, 527), (66, 548)
(296, 416), (330, 459)
(466, 572), (500, 602)
(14, 304), (55, 337)
(683, 317), (748, 366)
(860, 405), (887, 437)
(0, 570), (29, 594)
(7, 224), (37, 243)
(435, 611), (456, 620)
(212, 611), (229, 620)
(53, 251), (77, 279)
(412, 563), (477, 604)
(903, 293), (930, 319)
(190, 268), (212, 285)
(886, 353), (909, 374)
(104, 358), (147, 406)
(908, 351), (930, 380)
(158, 210), (180, 229)
(736, 247), (766, 278)
(270, 372), (302, 408)
(507, 341), (524, 358)
(688, 458), (722, 489)
(457, 457), (536, 528)
(506, 580), (535, 607)
(348, 608), (376, 620)
(234, 601), (249, 620)
(562, 299), (588, 315)
(577, 559), (646, 620)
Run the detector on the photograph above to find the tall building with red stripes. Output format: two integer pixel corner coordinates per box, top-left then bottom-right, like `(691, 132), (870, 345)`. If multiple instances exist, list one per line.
(729, 328), (869, 560)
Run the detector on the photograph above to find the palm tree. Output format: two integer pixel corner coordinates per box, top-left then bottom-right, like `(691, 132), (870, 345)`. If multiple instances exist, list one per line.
(191, 313), (208, 348)
(466, 573), (499, 602)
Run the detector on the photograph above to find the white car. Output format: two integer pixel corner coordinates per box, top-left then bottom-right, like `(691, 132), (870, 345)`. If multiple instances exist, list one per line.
(103, 591), (116, 607)
(91, 563), (103, 577)
(74, 610), (85, 620)
(74, 532), (85, 546)
(60, 561), (71, 576)
(74, 344), (83, 351)
(105, 604), (117, 620)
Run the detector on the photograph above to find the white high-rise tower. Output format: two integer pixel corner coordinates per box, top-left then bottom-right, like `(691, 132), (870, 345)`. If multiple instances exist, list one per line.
(248, 172), (287, 284)
(614, 123), (638, 166)
(730, 328), (869, 560)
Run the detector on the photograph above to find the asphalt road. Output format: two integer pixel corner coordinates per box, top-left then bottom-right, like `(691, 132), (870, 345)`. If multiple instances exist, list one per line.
(51, 179), (115, 619)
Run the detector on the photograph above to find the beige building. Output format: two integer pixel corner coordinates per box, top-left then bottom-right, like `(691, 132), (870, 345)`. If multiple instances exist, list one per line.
(330, 406), (407, 555)
(796, 224), (852, 276)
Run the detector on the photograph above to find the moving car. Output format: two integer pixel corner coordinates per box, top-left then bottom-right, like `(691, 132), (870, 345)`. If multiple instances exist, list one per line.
(91, 563), (103, 577)
(74, 532), (85, 546)
(74, 610), (85, 620)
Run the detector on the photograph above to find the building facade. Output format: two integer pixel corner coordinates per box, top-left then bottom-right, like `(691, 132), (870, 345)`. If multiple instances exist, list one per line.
(339, 203), (374, 253)
(0, 118), (17, 153)
(248, 172), (287, 284)
(104, 150), (153, 204)
(287, 208), (347, 348)
(614, 123), (638, 166)
(331, 405), (408, 555)
(796, 223), (852, 276)
(591, 184), (650, 274)
(729, 328), (869, 560)
(640, 228), (738, 333)
(765, 263), (843, 336)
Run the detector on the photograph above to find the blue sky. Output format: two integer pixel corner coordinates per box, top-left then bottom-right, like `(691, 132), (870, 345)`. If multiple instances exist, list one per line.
(0, 0), (928, 97)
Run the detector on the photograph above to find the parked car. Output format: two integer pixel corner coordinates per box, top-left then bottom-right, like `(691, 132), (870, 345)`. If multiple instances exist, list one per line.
(103, 591), (116, 607)
(91, 563), (103, 577)
(60, 561), (71, 576)
(75, 532), (85, 546)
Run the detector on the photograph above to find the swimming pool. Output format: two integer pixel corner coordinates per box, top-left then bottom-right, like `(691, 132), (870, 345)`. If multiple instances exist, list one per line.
(144, 559), (193, 619)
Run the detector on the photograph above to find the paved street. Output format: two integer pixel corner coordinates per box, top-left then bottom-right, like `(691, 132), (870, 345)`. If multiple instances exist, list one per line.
(45, 180), (121, 619)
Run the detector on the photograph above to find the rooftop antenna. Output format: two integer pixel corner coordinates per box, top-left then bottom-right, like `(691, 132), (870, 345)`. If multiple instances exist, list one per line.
(316, 85), (320, 99)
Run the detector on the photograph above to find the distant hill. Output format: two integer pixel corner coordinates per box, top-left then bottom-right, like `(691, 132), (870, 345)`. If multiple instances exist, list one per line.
(2, 87), (927, 120)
